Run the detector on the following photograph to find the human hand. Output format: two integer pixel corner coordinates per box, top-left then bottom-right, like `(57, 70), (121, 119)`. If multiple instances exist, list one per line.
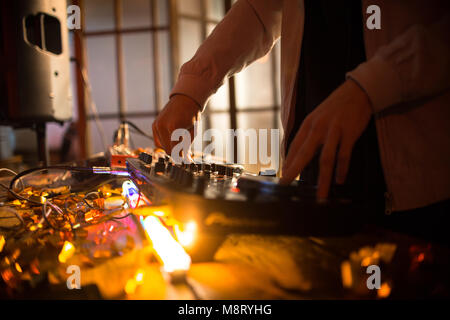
(280, 80), (373, 199)
(152, 94), (201, 154)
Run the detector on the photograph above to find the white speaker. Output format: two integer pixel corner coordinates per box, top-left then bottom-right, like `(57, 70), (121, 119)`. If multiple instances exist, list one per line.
(0, 0), (72, 125)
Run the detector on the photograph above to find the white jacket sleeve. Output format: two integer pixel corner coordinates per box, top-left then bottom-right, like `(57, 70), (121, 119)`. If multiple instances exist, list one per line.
(170, 0), (282, 111)
(347, 13), (450, 113)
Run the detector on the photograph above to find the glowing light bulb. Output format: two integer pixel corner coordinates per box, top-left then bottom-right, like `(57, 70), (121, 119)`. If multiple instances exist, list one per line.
(58, 241), (75, 263)
(174, 221), (197, 247)
(142, 216), (191, 272)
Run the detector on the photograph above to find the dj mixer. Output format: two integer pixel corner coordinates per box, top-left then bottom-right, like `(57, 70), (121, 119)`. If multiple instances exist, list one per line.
(127, 152), (373, 239)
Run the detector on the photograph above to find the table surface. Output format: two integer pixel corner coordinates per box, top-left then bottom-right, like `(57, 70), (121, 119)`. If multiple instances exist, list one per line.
(1, 176), (450, 300)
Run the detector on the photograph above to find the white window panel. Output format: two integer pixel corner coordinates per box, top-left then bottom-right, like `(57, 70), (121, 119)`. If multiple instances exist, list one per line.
(87, 119), (120, 155)
(124, 117), (155, 149)
(84, 0), (115, 31)
(122, 32), (155, 113)
(121, 0), (152, 29)
(235, 53), (274, 109)
(237, 111), (279, 173)
(156, 30), (173, 110)
(178, 0), (201, 17)
(208, 78), (229, 111)
(179, 19), (202, 64)
(206, 0), (224, 21)
(85, 35), (119, 115)
(156, 0), (170, 26)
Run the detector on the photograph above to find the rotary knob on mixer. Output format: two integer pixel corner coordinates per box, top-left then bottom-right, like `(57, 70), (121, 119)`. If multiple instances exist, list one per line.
(202, 163), (211, 172)
(138, 152), (152, 164)
(195, 176), (207, 195)
(155, 162), (165, 173)
(217, 164), (226, 176)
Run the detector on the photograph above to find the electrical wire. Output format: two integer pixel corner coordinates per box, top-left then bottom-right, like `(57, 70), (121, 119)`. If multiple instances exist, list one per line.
(0, 168), (24, 191)
(0, 206), (24, 230)
(121, 120), (154, 141)
(74, 31), (108, 151)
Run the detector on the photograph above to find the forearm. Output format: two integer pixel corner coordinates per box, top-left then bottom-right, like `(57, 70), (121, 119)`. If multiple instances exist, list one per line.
(170, 0), (282, 111)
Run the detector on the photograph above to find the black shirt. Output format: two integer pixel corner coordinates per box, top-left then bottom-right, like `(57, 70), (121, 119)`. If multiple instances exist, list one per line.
(287, 0), (385, 209)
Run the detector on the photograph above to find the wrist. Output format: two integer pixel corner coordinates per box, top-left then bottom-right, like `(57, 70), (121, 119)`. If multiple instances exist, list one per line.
(170, 94), (202, 112)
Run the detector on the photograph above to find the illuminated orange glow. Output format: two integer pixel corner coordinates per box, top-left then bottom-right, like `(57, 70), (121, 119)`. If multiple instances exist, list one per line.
(174, 221), (197, 247)
(125, 269), (145, 295)
(361, 257), (372, 267)
(125, 279), (137, 295)
(133, 205), (172, 217)
(142, 216), (191, 272)
(341, 261), (353, 288)
(15, 262), (22, 273)
(377, 282), (392, 298)
(135, 269), (144, 283)
(417, 253), (425, 262)
(58, 241), (75, 263)
(0, 236), (5, 253)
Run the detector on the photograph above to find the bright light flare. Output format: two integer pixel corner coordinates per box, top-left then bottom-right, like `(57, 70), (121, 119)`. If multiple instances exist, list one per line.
(58, 241), (75, 263)
(174, 221), (197, 247)
(0, 236), (5, 253)
(142, 216), (191, 273)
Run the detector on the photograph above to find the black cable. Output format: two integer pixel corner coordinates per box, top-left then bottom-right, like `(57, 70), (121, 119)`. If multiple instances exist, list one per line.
(8, 166), (94, 191)
(121, 120), (154, 141)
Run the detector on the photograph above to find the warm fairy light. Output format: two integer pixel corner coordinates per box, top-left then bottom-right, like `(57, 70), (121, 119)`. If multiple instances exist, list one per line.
(58, 241), (75, 263)
(361, 257), (372, 267)
(135, 269), (145, 283)
(142, 216), (191, 273)
(377, 282), (391, 298)
(341, 261), (353, 288)
(125, 279), (137, 295)
(15, 262), (22, 273)
(153, 210), (165, 217)
(125, 269), (145, 295)
(132, 205), (172, 217)
(0, 236), (5, 253)
(174, 221), (197, 247)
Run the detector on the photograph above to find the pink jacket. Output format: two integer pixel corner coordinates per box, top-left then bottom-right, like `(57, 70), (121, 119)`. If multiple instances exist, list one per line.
(171, 0), (450, 212)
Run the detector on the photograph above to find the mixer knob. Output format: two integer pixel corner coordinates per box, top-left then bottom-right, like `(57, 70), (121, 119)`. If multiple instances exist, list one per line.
(139, 152), (152, 165)
(181, 170), (194, 187)
(175, 167), (184, 183)
(189, 163), (198, 172)
(170, 165), (178, 179)
(155, 162), (165, 173)
(226, 167), (233, 177)
(217, 165), (226, 175)
(195, 176), (207, 195)
(202, 163), (211, 172)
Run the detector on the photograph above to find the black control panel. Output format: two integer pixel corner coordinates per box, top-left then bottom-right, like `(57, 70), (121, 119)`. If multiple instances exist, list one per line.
(127, 153), (371, 237)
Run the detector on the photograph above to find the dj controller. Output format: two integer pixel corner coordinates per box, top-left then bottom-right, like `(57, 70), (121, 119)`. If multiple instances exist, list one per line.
(127, 152), (373, 240)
